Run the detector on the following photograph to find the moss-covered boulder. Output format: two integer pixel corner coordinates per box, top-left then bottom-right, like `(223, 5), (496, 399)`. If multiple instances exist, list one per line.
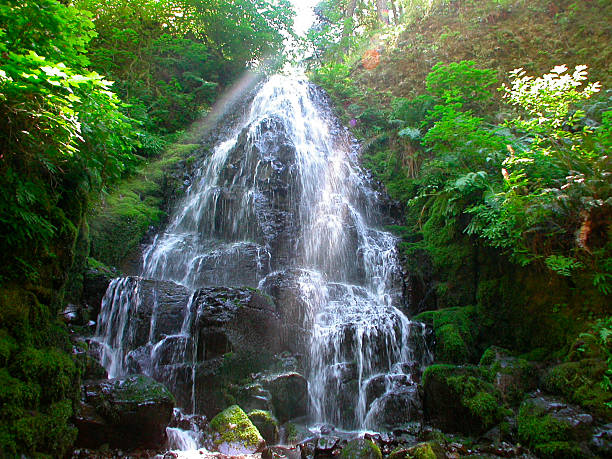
(543, 359), (612, 421)
(414, 306), (478, 364)
(388, 442), (437, 459)
(479, 346), (538, 406)
(517, 394), (594, 458)
(209, 405), (265, 455)
(340, 438), (382, 459)
(248, 409), (279, 444)
(422, 364), (508, 435)
(74, 375), (175, 449)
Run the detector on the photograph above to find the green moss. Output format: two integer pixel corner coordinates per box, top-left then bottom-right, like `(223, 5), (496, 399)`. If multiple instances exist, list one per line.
(285, 421), (297, 443)
(533, 441), (587, 459)
(543, 360), (612, 420)
(446, 374), (506, 428)
(89, 142), (199, 267)
(415, 306), (478, 364)
(340, 438), (382, 459)
(517, 399), (585, 454)
(209, 405), (263, 449)
(407, 442), (436, 459)
(109, 374), (175, 404)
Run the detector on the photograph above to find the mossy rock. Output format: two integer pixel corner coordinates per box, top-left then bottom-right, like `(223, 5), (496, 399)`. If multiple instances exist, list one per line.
(542, 359), (612, 421)
(422, 364), (508, 435)
(340, 438), (382, 459)
(414, 306), (478, 364)
(389, 442), (437, 459)
(517, 395), (594, 458)
(479, 346), (538, 406)
(248, 409), (279, 444)
(209, 405), (265, 455)
(75, 375), (175, 450)
(89, 142), (200, 268)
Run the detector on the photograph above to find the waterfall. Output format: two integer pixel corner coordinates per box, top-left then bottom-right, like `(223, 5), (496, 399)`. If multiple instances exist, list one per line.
(93, 75), (430, 435)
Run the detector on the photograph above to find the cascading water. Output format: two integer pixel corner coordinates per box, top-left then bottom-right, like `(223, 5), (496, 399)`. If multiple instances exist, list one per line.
(93, 75), (431, 441)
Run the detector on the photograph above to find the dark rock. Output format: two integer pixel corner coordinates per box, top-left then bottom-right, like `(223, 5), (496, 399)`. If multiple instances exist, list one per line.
(74, 375), (175, 450)
(263, 445), (302, 459)
(248, 409), (280, 444)
(262, 372), (309, 423)
(82, 266), (115, 318)
(316, 435), (340, 453)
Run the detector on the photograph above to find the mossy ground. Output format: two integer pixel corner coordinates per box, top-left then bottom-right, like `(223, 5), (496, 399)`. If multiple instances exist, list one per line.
(517, 399), (589, 458)
(0, 288), (80, 457)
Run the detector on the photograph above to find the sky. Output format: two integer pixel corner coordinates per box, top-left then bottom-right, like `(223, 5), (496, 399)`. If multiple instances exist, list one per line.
(289, 0), (318, 36)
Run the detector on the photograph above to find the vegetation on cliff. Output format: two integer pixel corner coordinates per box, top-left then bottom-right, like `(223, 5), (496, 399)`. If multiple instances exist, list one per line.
(307, 0), (611, 448)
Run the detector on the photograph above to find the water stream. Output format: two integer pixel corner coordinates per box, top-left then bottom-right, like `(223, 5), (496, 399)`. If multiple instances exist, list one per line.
(93, 75), (431, 450)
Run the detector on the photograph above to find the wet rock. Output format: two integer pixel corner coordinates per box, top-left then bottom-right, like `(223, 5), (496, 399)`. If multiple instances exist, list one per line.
(316, 435), (340, 453)
(209, 405), (265, 455)
(591, 423), (612, 456)
(340, 438), (382, 459)
(74, 375), (175, 450)
(248, 409), (280, 444)
(82, 266), (115, 318)
(238, 383), (274, 412)
(263, 445), (302, 459)
(262, 372), (308, 423)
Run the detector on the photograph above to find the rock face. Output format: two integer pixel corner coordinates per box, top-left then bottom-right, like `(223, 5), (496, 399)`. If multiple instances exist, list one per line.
(209, 405), (265, 455)
(93, 277), (287, 417)
(74, 375), (174, 450)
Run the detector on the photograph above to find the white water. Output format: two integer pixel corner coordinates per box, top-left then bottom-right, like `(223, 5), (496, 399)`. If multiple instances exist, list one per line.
(93, 75), (430, 442)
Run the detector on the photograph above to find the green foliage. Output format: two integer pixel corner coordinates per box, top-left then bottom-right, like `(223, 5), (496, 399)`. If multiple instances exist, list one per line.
(77, 0), (294, 141)
(0, 289), (79, 458)
(468, 65), (611, 290)
(0, 0), (138, 282)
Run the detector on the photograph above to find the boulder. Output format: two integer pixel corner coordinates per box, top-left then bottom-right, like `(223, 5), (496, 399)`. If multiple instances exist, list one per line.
(262, 372), (309, 422)
(74, 375), (175, 450)
(209, 405), (265, 455)
(248, 409), (280, 444)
